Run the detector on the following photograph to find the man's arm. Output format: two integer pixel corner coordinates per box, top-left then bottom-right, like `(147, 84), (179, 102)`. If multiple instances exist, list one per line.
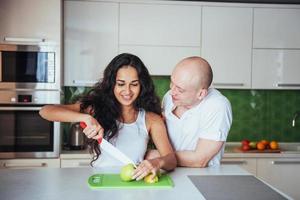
(176, 139), (224, 168)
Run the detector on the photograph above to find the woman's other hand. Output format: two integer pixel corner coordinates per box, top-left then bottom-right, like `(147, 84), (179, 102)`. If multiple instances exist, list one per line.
(81, 115), (104, 140)
(131, 158), (161, 181)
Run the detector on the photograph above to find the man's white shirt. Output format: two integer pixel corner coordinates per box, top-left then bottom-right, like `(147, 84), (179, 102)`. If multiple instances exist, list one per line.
(162, 88), (232, 166)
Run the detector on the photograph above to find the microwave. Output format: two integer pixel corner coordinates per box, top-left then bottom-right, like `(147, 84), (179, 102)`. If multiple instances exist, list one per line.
(0, 44), (60, 90)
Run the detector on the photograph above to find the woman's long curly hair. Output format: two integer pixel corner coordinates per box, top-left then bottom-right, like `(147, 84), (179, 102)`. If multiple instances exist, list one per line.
(79, 53), (161, 166)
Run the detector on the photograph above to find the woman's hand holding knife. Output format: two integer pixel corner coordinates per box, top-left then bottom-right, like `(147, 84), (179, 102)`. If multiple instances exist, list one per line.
(79, 116), (104, 143)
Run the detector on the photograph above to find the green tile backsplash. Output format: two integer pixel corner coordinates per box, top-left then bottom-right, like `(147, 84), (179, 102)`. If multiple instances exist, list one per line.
(221, 90), (300, 142)
(64, 76), (300, 142)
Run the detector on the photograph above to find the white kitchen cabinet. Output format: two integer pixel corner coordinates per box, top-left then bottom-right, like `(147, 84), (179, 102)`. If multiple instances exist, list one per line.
(0, 0), (61, 43)
(64, 1), (118, 86)
(252, 8), (300, 90)
(119, 45), (200, 75)
(202, 6), (253, 89)
(0, 159), (60, 169)
(119, 3), (201, 46)
(221, 158), (257, 176)
(61, 158), (91, 168)
(257, 158), (300, 200)
(60, 150), (92, 168)
(119, 3), (201, 75)
(252, 49), (300, 89)
(253, 8), (300, 49)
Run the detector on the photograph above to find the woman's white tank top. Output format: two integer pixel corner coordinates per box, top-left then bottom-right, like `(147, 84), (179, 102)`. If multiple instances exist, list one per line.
(93, 109), (149, 167)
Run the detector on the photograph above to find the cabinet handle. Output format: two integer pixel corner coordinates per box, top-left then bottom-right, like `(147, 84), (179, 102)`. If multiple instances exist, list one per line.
(0, 107), (42, 111)
(277, 83), (300, 87)
(72, 80), (98, 85)
(271, 160), (300, 165)
(0, 52), (2, 82)
(3, 162), (47, 168)
(221, 160), (246, 165)
(78, 162), (90, 167)
(213, 83), (244, 87)
(4, 37), (45, 43)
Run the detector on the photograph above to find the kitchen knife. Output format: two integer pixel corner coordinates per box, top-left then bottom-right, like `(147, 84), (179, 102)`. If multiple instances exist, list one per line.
(79, 122), (137, 168)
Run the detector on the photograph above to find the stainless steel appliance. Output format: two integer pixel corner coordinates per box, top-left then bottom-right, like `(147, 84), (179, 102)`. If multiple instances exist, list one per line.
(0, 42), (61, 158)
(69, 123), (85, 150)
(0, 43), (60, 90)
(0, 90), (61, 158)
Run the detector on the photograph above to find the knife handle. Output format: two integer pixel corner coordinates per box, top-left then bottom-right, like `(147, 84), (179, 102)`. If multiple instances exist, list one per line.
(79, 122), (102, 144)
(79, 122), (87, 129)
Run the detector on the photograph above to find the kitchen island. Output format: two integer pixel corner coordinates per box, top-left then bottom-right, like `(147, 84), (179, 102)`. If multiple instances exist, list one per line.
(0, 165), (291, 200)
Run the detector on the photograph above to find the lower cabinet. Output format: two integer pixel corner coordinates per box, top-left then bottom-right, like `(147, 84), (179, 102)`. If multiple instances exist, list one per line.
(60, 150), (92, 168)
(60, 158), (91, 168)
(222, 156), (300, 199)
(0, 159), (60, 169)
(221, 158), (257, 176)
(257, 158), (300, 200)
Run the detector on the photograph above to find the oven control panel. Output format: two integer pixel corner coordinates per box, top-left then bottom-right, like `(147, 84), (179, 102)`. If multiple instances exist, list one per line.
(18, 95), (32, 103)
(0, 90), (60, 104)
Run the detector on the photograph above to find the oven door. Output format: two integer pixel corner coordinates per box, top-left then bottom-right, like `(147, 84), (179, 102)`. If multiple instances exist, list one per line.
(0, 105), (60, 158)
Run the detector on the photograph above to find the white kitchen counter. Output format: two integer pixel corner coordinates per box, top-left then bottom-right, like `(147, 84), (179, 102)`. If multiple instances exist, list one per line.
(0, 165), (291, 200)
(60, 151), (300, 159)
(60, 142), (300, 159)
(224, 151), (300, 158)
(224, 142), (300, 158)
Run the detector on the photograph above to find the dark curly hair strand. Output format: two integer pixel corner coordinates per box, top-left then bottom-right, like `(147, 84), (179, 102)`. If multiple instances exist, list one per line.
(79, 53), (161, 166)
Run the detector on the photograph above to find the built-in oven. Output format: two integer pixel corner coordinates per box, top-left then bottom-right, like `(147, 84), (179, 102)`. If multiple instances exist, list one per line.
(0, 90), (61, 158)
(0, 43), (60, 90)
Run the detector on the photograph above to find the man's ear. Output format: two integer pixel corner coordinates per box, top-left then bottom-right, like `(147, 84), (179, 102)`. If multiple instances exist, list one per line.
(197, 88), (208, 100)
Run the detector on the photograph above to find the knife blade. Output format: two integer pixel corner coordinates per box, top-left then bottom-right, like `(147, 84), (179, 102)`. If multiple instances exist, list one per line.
(80, 122), (137, 168)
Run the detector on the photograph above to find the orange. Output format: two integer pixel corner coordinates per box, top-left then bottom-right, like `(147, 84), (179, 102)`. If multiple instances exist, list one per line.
(260, 140), (269, 146)
(269, 141), (279, 150)
(256, 142), (265, 150)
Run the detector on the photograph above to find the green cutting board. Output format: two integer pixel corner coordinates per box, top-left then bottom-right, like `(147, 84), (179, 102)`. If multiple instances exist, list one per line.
(88, 173), (174, 189)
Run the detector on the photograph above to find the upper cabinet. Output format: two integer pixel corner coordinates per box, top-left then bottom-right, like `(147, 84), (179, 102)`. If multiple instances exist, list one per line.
(0, 0), (61, 43)
(61, 1), (300, 89)
(64, 1), (118, 86)
(202, 6), (253, 89)
(119, 3), (201, 46)
(252, 8), (300, 89)
(119, 45), (200, 75)
(119, 3), (201, 75)
(252, 49), (300, 89)
(253, 8), (300, 49)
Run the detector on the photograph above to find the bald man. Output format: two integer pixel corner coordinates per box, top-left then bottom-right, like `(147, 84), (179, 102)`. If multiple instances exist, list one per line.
(147, 56), (232, 167)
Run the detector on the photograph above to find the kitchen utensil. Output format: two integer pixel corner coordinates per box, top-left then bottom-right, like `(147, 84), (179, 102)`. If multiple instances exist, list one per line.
(69, 123), (86, 150)
(88, 173), (173, 189)
(80, 122), (136, 167)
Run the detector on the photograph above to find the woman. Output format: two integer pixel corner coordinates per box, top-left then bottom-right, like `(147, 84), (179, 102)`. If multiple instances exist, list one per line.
(40, 53), (176, 180)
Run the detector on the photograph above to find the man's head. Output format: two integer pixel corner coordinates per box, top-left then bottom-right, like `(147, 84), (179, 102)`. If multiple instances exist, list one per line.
(170, 56), (213, 109)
